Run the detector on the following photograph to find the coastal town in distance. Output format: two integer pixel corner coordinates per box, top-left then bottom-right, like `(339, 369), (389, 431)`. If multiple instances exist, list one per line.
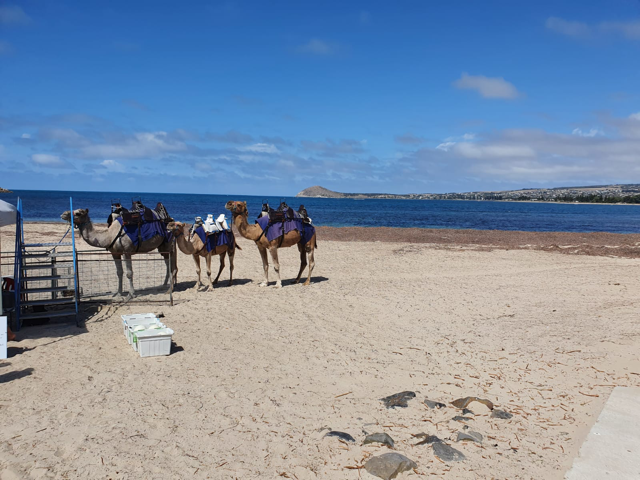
(297, 184), (640, 203)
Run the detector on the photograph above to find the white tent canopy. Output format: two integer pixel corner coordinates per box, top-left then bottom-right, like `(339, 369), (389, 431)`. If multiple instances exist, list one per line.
(0, 199), (16, 228)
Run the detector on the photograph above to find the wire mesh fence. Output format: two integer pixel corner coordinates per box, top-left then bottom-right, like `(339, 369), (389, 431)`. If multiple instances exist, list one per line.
(77, 250), (173, 304)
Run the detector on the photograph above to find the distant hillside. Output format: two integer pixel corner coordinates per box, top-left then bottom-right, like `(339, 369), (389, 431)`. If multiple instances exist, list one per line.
(296, 184), (640, 204)
(296, 186), (347, 198)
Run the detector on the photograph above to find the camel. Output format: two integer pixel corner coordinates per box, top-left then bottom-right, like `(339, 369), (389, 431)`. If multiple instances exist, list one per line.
(60, 208), (177, 301)
(166, 221), (239, 290)
(225, 201), (316, 288)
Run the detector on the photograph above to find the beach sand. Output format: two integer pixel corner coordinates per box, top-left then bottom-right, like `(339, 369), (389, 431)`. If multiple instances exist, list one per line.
(1, 223), (640, 479)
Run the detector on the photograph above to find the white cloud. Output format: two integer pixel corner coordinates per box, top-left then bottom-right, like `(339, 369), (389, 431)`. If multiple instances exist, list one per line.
(31, 154), (70, 168)
(547, 17), (640, 41)
(296, 39), (339, 56)
(572, 128), (604, 137)
(21, 133), (31, 139)
(80, 131), (187, 159)
(545, 17), (590, 37)
(404, 116), (640, 186)
(239, 143), (279, 154)
(100, 160), (125, 172)
(630, 112), (640, 121)
(0, 5), (31, 25)
(436, 142), (456, 151)
(453, 73), (521, 99)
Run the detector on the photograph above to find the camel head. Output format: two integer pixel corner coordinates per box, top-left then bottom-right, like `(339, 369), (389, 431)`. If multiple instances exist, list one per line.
(166, 221), (186, 236)
(225, 201), (248, 217)
(61, 208), (90, 228)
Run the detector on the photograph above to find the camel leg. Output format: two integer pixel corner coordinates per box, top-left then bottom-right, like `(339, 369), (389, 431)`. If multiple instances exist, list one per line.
(227, 248), (235, 286)
(192, 255), (203, 291)
(161, 252), (171, 286)
(212, 251), (226, 286)
(124, 254), (135, 299)
(294, 243), (308, 284)
(304, 246), (315, 286)
(112, 254), (125, 301)
(268, 247), (282, 289)
(258, 247), (269, 287)
(205, 254), (215, 291)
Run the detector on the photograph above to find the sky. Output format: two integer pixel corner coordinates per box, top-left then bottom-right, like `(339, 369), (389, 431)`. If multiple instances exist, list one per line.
(1, 0), (640, 195)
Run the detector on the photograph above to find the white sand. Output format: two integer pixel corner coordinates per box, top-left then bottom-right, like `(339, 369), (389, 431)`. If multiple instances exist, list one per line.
(1, 224), (640, 479)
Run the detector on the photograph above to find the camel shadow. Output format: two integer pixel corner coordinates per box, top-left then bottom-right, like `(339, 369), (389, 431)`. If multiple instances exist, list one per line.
(173, 278), (253, 292)
(284, 276), (329, 286)
(0, 367), (34, 384)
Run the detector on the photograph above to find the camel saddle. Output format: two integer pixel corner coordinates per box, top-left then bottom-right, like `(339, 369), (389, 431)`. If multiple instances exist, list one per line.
(108, 200), (172, 227)
(260, 201), (311, 224)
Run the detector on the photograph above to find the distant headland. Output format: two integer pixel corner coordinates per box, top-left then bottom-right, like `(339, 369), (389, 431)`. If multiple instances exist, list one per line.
(0, 187), (12, 193)
(296, 184), (640, 204)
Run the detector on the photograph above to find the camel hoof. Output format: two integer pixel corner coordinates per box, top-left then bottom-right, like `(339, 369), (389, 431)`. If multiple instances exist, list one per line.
(274, 283), (282, 289)
(258, 282), (268, 287)
(303, 281), (311, 286)
(113, 294), (125, 303)
(294, 278), (301, 284)
(227, 281), (233, 287)
(206, 287), (214, 292)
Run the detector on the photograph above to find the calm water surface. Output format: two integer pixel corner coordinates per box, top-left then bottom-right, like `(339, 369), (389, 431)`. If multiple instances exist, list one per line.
(2, 190), (640, 233)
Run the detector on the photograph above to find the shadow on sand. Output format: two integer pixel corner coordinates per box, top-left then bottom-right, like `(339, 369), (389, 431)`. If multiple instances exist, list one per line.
(0, 367), (34, 384)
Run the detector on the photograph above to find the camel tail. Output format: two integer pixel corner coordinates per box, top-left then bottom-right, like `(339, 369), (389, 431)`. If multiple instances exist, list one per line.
(235, 244), (242, 251)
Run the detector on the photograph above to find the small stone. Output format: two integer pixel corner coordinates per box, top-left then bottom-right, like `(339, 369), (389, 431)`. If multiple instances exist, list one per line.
(364, 433), (395, 448)
(452, 416), (474, 422)
(324, 431), (355, 442)
(491, 409), (513, 420)
(424, 399), (446, 409)
(381, 391), (416, 409)
(364, 453), (417, 480)
(451, 396), (494, 411)
(456, 431), (483, 443)
(461, 408), (474, 416)
(415, 435), (442, 446)
(432, 442), (466, 462)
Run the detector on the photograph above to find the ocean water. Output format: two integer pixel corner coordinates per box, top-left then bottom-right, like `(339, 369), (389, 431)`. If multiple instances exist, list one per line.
(2, 189), (640, 233)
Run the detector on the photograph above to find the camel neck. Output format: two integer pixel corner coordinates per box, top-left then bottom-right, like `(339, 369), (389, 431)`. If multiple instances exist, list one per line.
(175, 232), (198, 255)
(233, 213), (262, 241)
(78, 220), (113, 249)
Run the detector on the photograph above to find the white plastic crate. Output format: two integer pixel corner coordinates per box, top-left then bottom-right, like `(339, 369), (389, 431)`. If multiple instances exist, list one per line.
(134, 328), (174, 357)
(121, 314), (163, 345)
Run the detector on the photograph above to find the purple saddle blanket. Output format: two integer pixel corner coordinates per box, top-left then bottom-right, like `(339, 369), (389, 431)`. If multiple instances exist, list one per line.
(193, 226), (236, 253)
(255, 215), (315, 246)
(116, 217), (172, 247)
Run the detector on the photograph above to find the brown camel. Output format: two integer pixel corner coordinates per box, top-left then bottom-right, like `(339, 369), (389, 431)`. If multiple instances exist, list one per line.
(225, 201), (316, 288)
(166, 221), (239, 290)
(61, 209), (177, 301)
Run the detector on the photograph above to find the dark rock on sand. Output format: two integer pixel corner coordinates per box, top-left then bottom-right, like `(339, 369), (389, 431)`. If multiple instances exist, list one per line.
(452, 416), (474, 422)
(415, 435), (442, 446)
(491, 409), (513, 420)
(381, 391), (416, 409)
(456, 431), (483, 443)
(424, 399), (446, 409)
(324, 431), (355, 442)
(432, 442), (466, 462)
(451, 396), (494, 411)
(462, 408), (474, 416)
(364, 452), (417, 480)
(364, 433), (395, 448)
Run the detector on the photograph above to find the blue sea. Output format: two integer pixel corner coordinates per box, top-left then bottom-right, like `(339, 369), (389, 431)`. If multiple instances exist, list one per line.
(3, 189), (640, 233)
